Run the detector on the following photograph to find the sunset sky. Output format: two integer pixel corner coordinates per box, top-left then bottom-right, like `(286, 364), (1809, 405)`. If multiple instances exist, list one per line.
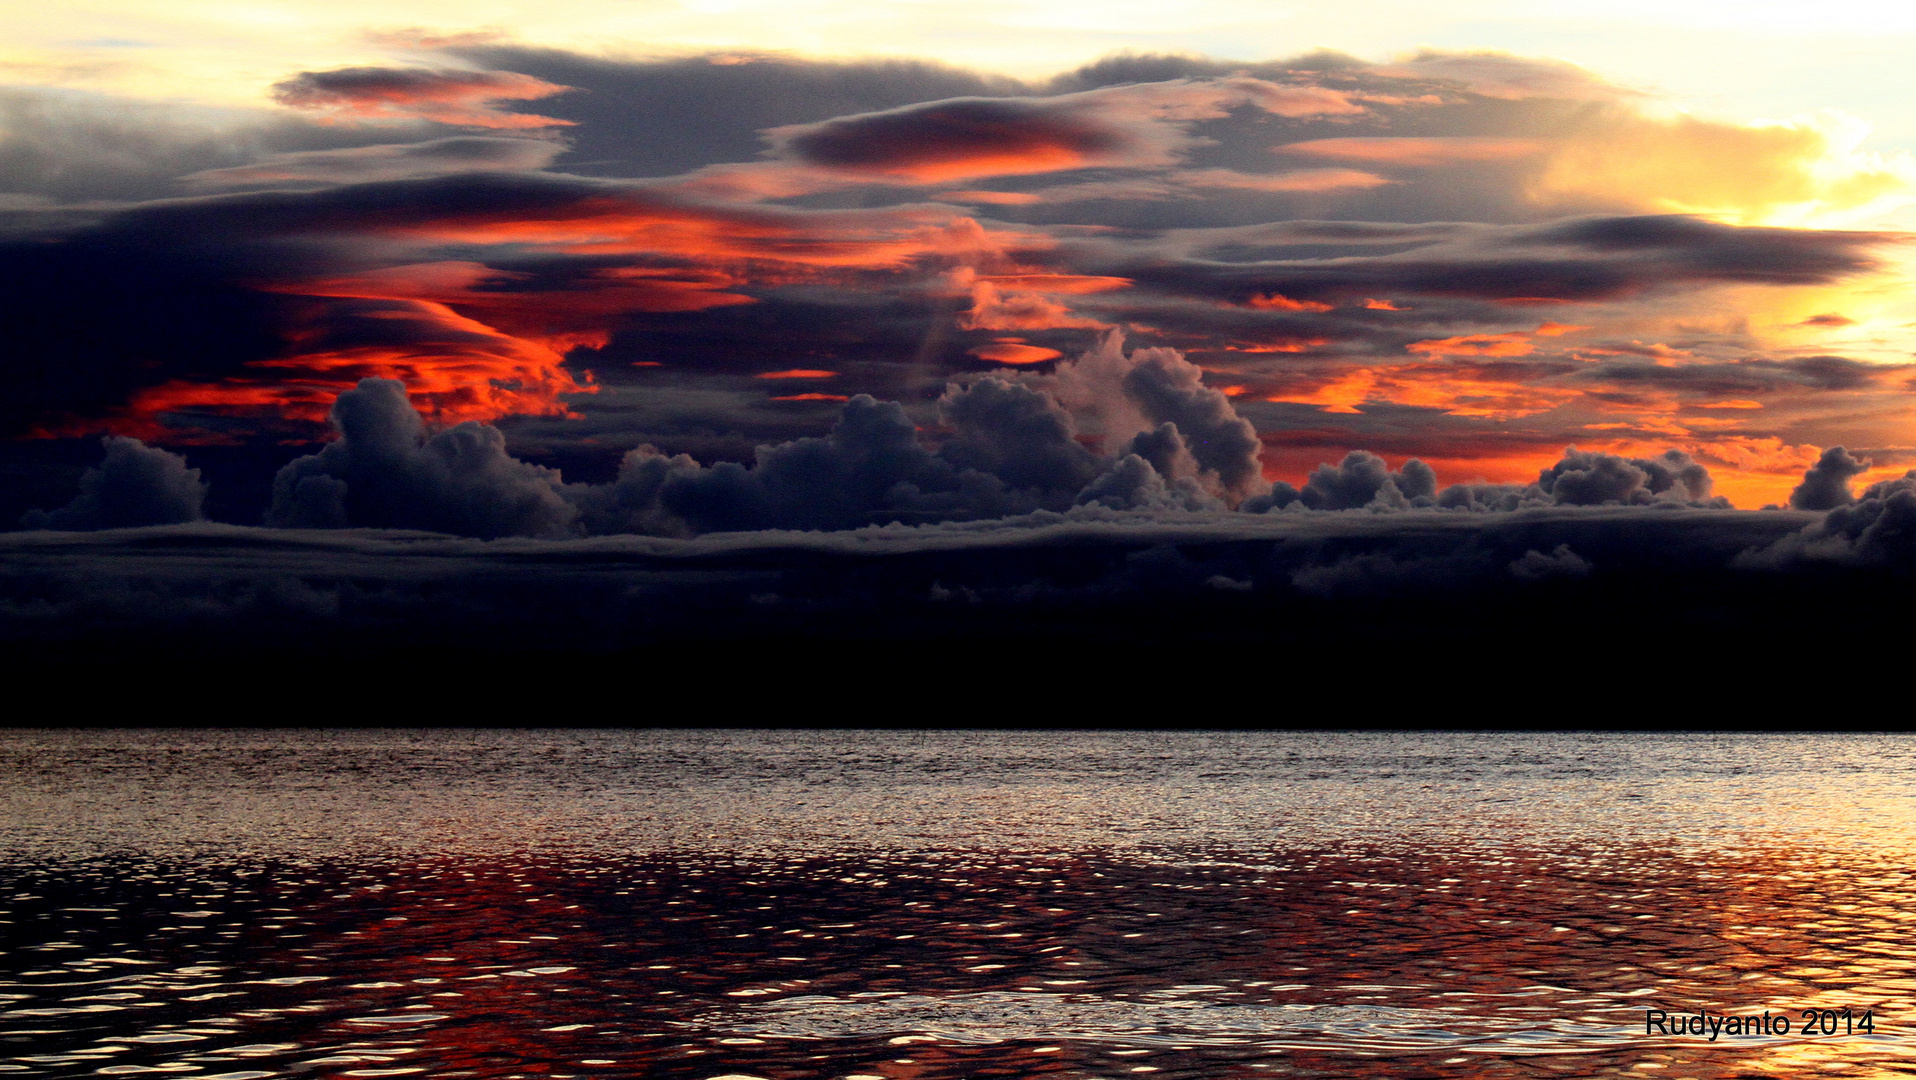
(8, 0), (1916, 510)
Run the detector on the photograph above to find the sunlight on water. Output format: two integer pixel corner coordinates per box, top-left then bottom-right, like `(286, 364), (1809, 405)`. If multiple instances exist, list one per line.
(2, 731), (1914, 1079)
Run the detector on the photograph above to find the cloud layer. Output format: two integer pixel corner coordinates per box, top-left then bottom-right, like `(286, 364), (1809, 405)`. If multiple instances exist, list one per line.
(5, 41), (1916, 529)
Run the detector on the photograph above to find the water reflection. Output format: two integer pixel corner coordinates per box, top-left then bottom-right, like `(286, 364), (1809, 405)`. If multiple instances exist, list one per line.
(5, 731), (1916, 1079)
(5, 842), (1915, 1079)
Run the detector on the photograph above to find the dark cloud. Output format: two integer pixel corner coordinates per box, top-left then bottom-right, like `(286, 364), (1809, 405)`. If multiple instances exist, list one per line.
(937, 377), (1102, 495)
(1120, 422), (1200, 483)
(1566, 355), (1900, 398)
(1, 501), (1854, 673)
(1119, 348), (1265, 499)
(271, 66), (576, 129)
(1077, 215), (1887, 308)
(21, 436), (207, 530)
(1508, 543), (1593, 580)
(266, 378), (578, 538)
(1281, 450), (1438, 511)
(0, 230), (291, 438)
(1773, 355), (1882, 391)
(662, 392), (992, 532)
(446, 47), (1027, 179)
(1076, 453), (1215, 511)
(1789, 445), (1871, 510)
(1740, 471), (1916, 569)
(180, 137), (565, 189)
(1427, 448), (1728, 511)
(772, 98), (1128, 178)
(1538, 447), (1721, 506)
(105, 375), (1750, 544)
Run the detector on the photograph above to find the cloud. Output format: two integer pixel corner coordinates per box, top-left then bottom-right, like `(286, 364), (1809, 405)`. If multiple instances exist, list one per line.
(1789, 445), (1871, 510)
(21, 436), (207, 530)
(439, 46), (1029, 180)
(1739, 471), (1916, 568)
(0, 502), (1824, 664)
(1010, 168), (1391, 204)
(180, 137), (566, 188)
(1508, 543), (1593, 580)
(1276, 137), (1546, 168)
(1537, 447), (1722, 506)
(265, 378), (579, 538)
(1372, 51), (1633, 102)
(1425, 447), (1730, 511)
(1178, 168), (1391, 194)
(271, 67), (578, 129)
(1526, 108), (1915, 226)
(1024, 332), (1264, 502)
(970, 343), (1064, 364)
(1289, 450), (1437, 510)
(770, 96), (1141, 182)
(1095, 215), (1890, 310)
(1077, 426), (1222, 511)
(653, 388), (1044, 533)
(767, 78), (1371, 183)
(937, 376), (1103, 495)
(0, 86), (467, 203)
(3, 44), (1914, 518)
(1116, 346), (1265, 500)
(233, 360), (1254, 536)
(0, 227), (291, 439)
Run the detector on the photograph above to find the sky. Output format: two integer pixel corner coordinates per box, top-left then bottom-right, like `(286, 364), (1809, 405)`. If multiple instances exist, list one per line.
(6, 0), (1916, 667)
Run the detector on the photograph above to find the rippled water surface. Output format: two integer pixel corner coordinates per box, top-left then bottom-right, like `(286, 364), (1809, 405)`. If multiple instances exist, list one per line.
(4, 730), (1914, 1080)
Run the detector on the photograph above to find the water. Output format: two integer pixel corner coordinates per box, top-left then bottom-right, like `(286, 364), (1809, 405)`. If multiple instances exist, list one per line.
(3, 730), (1913, 1079)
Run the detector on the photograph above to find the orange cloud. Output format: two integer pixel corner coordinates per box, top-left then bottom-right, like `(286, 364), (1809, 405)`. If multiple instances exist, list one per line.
(1223, 338), (1332, 353)
(1265, 369), (1375, 413)
(1177, 168), (1392, 193)
(1260, 359), (1582, 421)
(975, 274), (1132, 294)
(958, 276), (1109, 332)
(1406, 332), (1536, 357)
(1245, 293), (1333, 312)
(101, 295), (597, 440)
(363, 191), (1026, 275)
(259, 299), (591, 424)
(939, 190), (1044, 205)
(755, 369), (838, 379)
(1526, 108), (1915, 226)
(287, 261), (756, 341)
(771, 392), (852, 401)
(971, 343), (1063, 364)
(1276, 137), (1546, 167)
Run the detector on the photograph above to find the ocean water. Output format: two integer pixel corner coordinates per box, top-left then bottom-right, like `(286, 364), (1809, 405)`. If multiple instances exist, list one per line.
(3, 730), (1913, 1080)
